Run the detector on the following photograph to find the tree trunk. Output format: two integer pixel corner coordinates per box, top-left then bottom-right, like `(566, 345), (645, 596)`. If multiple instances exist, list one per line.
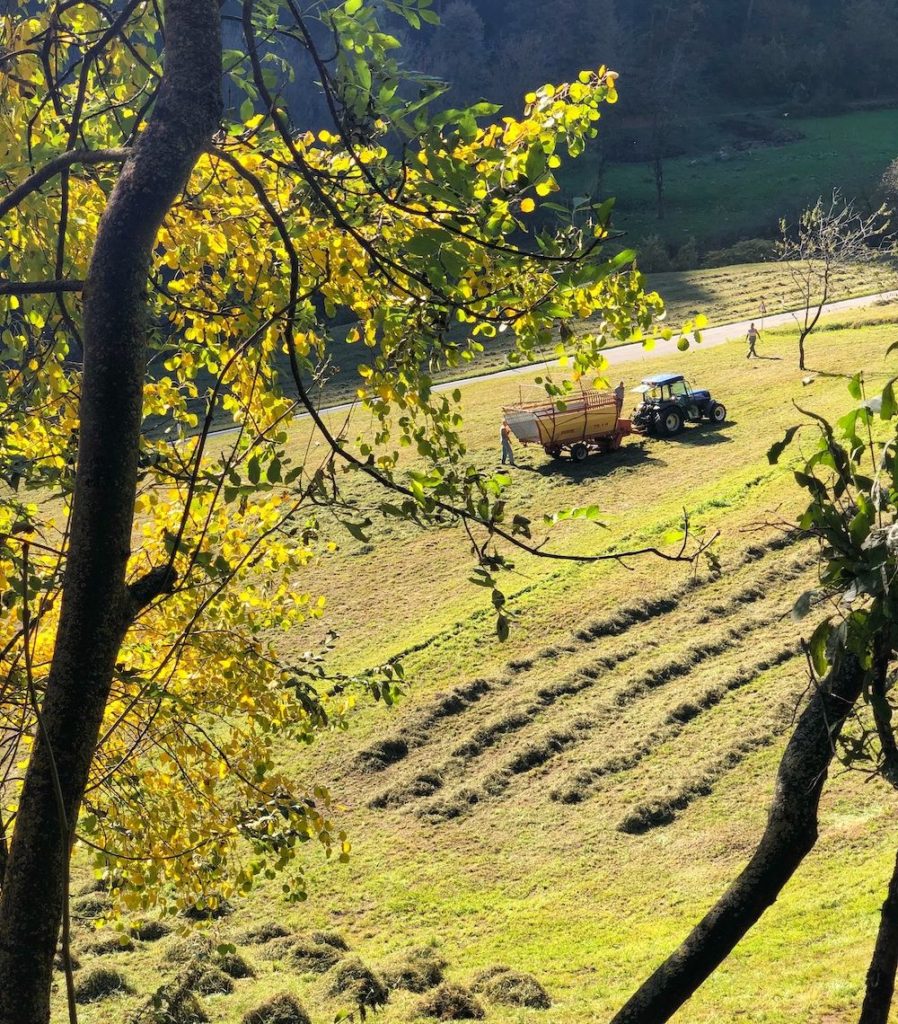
(799, 332), (807, 371)
(0, 5), (221, 1022)
(860, 850), (898, 1024)
(610, 654), (864, 1024)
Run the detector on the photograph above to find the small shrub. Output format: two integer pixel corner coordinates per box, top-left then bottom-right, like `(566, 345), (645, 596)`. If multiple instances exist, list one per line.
(74, 966), (132, 1003)
(477, 969), (551, 1009)
(241, 993), (311, 1024)
(310, 929), (349, 951)
(673, 237), (700, 271)
(328, 956), (389, 1014)
(636, 234), (672, 274)
(415, 983), (485, 1020)
(192, 967), (234, 996)
(217, 951), (255, 979)
(239, 922), (291, 945)
(703, 238), (776, 268)
(383, 947), (447, 992)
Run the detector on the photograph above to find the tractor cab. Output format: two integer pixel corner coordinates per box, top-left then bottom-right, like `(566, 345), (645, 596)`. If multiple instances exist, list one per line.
(632, 373), (727, 437)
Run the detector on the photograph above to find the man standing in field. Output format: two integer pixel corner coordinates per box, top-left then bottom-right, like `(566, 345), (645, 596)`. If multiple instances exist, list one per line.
(501, 419), (516, 467)
(614, 380), (626, 413)
(746, 322), (761, 359)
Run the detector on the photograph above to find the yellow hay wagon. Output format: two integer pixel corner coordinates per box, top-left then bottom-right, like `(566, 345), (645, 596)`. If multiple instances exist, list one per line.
(503, 386), (633, 462)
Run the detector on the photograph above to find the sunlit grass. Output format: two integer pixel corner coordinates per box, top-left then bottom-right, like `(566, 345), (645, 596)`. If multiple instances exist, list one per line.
(67, 303), (898, 1024)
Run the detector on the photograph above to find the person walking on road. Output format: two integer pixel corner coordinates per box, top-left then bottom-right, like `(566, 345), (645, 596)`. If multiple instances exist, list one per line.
(500, 419), (516, 467)
(746, 322), (761, 359)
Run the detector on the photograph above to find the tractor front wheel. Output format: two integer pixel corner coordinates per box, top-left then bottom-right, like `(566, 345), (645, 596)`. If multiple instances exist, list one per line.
(660, 408), (684, 437)
(709, 402), (727, 425)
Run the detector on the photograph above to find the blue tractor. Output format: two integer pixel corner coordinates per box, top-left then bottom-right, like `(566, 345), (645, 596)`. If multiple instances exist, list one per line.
(631, 372), (727, 438)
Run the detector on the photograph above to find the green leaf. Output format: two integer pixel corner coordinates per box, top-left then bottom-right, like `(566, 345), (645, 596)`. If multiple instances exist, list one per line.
(525, 144), (547, 184)
(881, 382), (897, 421)
(791, 590), (815, 621)
(808, 618), (833, 678)
(345, 0), (363, 13)
(848, 372), (863, 401)
(247, 455), (261, 486)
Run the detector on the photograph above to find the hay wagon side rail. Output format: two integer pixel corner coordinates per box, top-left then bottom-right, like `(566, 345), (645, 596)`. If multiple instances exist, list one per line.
(503, 386), (632, 462)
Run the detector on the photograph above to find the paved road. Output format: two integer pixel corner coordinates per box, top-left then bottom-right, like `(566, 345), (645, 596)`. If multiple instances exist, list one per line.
(331, 289), (898, 416)
(437, 288), (898, 392)
(214, 289), (898, 432)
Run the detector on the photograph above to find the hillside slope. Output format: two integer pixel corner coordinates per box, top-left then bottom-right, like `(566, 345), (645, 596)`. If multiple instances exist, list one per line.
(66, 304), (898, 1024)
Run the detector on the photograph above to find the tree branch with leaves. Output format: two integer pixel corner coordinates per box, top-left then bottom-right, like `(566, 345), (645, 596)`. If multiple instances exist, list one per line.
(0, 2), (710, 1021)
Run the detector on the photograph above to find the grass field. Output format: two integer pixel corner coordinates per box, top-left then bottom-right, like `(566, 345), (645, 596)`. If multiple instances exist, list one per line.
(64, 300), (898, 1023)
(563, 107), (898, 250)
(301, 259), (898, 409)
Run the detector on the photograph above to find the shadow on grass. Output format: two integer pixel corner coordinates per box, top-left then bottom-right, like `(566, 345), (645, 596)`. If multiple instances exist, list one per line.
(527, 441), (663, 481)
(670, 425), (736, 448)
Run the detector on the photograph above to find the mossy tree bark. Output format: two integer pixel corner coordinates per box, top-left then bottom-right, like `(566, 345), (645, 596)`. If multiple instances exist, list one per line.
(610, 654), (864, 1024)
(0, 4), (222, 1021)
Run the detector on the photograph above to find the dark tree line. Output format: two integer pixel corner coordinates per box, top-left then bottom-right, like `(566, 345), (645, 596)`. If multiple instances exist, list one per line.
(408, 0), (898, 133)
